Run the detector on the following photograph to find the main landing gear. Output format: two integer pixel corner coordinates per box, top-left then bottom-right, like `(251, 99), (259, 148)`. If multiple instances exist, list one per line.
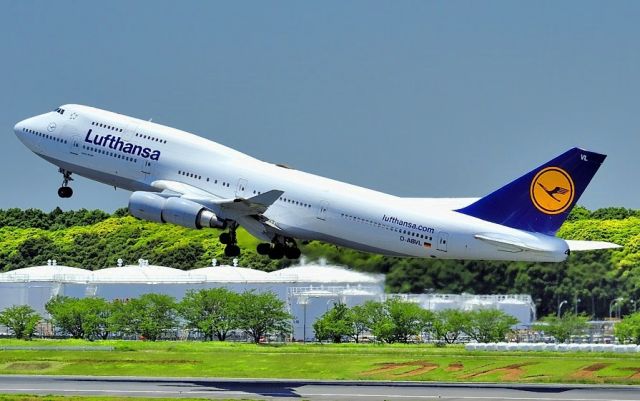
(219, 223), (241, 257)
(218, 226), (301, 260)
(256, 237), (301, 260)
(57, 168), (73, 198)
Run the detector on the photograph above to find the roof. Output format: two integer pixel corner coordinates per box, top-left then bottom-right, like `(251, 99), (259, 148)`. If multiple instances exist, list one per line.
(91, 265), (200, 283)
(268, 264), (384, 284)
(0, 265), (93, 282)
(0, 263), (385, 285)
(188, 265), (271, 282)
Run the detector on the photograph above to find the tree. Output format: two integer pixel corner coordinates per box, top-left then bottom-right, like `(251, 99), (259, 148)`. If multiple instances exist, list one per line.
(567, 205), (591, 221)
(348, 304), (370, 343)
(236, 291), (291, 343)
(464, 309), (518, 343)
(13, 235), (61, 269)
(45, 296), (111, 340)
(79, 298), (112, 340)
(431, 309), (470, 344)
(533, 313), (589, 343)
(614, 312), (640, 344)
(109, 294), (177, 341)
(362, 300), (394, 343)
(0, 305), (41, 339)
(313, 302), (352, 343)
(385, 298), (433, 343)
(46, 296), (86, 338)
(363, 299), (432, 343)
(179, 288), (239, 341)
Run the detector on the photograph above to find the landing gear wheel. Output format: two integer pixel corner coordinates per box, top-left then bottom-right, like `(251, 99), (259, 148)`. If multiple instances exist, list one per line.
(284, 246), (301, 260)
(57, 186), (73, 198)
(256, 243), (271, 255)
(221, 223), (240, 257)
(268, 244), (285, 260)
(57, 168), (74, 198)
(224, 244), (240, 257)
(219, 232), (231, 245)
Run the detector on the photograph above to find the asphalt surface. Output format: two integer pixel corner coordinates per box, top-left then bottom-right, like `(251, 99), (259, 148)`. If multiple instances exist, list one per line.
(2, 375), (640, 400)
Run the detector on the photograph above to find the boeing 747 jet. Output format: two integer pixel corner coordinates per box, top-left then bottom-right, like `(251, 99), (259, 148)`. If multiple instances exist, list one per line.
(14, 105), (619, 261)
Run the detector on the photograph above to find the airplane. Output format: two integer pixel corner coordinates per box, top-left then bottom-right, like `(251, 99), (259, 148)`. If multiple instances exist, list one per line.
(13, 104), (620, 262)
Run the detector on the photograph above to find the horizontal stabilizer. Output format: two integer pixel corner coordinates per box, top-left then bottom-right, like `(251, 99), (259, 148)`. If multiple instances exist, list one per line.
(565, 240), (622, 251)
(474, 234), (547, 253)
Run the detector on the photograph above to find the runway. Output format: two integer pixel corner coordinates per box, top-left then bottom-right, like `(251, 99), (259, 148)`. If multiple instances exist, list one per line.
(1, 375), (640, 401)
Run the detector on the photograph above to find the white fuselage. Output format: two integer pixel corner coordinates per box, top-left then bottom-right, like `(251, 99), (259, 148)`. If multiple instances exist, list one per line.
(13, 105), (569, 262)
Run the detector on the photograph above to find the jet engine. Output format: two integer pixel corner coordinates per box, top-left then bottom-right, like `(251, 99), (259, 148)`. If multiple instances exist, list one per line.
(128, 191), (226, 229)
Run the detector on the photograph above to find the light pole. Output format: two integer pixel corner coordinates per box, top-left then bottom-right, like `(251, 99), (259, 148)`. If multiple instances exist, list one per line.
(609, 297), (623, 319)
(297, 295), (309, 343)
(558, 300), (568, 317)
(618, 300), (623, 318)
(574, 298), (581, 315)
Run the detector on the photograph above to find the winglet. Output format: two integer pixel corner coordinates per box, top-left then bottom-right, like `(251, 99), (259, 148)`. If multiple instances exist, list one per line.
(456, 148), (606, 235)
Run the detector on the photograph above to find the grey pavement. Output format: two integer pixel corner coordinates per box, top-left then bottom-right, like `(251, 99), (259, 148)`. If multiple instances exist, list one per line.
(2, 375), (640, 400)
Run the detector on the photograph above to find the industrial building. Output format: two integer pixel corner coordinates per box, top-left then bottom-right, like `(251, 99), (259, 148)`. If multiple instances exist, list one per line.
(0, 259), (535, 341)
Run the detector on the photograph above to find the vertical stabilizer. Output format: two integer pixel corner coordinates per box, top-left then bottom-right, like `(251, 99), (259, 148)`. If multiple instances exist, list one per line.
(456, 148), (606, 235)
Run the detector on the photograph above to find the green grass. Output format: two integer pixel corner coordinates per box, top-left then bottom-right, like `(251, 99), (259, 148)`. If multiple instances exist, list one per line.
(1, 339), (640, 384)
(0, 396), (253, 401)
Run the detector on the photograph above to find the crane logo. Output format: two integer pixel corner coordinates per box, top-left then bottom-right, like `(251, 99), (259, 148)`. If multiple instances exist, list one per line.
(530, 167), (575, 215)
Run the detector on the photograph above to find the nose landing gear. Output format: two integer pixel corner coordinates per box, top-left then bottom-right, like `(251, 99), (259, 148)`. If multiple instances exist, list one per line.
(57, 168), (74, 198)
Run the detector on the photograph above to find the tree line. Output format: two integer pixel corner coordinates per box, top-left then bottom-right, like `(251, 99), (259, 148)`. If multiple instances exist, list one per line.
(0, 294), (522, 344)
(5, 294), (640, 345)
(0, 289), (291, 342)
(0, 206), (638, 318)
(313, 299), (519, 344)
(0, 207), (115, 230)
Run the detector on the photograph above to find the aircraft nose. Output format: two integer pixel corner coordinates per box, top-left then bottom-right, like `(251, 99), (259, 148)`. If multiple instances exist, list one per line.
(14, 116), (37, 136)
(13, 120), (24, 135)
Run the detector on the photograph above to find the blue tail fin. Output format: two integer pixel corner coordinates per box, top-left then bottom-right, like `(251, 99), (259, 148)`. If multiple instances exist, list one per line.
(456, 148), (606, 235)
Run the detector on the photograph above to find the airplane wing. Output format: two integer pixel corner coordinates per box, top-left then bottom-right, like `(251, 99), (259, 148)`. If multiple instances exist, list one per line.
(151, 180), (225, 199)
(565, 240), (622, 251)
(151, 179), (283, 217)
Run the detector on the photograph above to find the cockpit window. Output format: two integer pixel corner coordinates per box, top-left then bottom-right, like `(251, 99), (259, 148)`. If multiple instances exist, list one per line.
(53, 107), (65, 115)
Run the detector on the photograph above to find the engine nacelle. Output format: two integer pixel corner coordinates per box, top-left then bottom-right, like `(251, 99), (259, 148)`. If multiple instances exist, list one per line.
(128, 191), (226, 229)
(128, 191), (165, 223)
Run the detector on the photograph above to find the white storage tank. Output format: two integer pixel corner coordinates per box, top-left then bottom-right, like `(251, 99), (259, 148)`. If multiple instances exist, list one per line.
(496, 295), (536, 328)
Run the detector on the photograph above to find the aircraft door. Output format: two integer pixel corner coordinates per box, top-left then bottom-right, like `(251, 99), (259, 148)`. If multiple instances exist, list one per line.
(136, 125), (157, 182)
(317, 200), (329, 221)
(66, 125), (81, 155)
(69, 136), (81, 155)
(437, 232), (449, 252)
(123, 122), (136, 141)
(141, 160), (154, 182)
(235, 178), (248, 197)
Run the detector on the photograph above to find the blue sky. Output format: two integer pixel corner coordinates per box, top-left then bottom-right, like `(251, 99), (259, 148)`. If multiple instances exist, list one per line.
(2, 1), (639, 212)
